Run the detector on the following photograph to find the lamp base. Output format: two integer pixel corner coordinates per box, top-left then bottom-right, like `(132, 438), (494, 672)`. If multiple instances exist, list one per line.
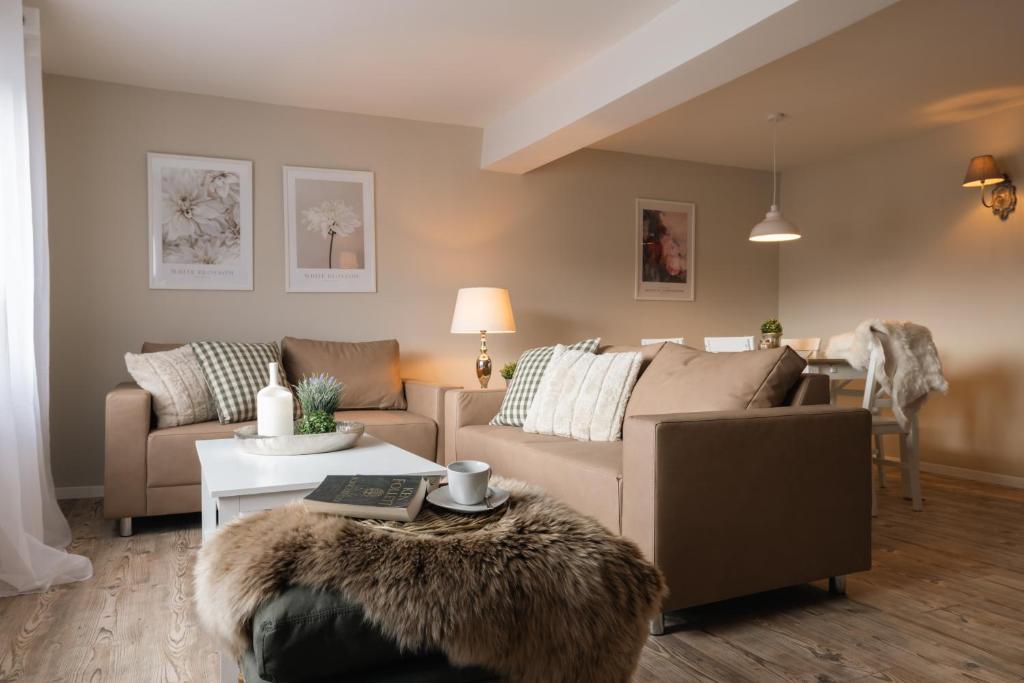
(476, 331), (491, 388)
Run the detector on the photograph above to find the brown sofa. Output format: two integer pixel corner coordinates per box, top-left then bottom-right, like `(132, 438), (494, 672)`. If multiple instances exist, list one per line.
(444, 344), (872, 631)
(104, 341), (455, 535)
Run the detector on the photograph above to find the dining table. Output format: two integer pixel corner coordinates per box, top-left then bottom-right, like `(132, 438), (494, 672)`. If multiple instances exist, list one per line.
(802, 351), (866, 404)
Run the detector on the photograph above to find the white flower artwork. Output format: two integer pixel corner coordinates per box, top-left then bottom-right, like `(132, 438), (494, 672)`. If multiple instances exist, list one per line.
(148, 153), (253, 290)
(284, 166), (376, 292)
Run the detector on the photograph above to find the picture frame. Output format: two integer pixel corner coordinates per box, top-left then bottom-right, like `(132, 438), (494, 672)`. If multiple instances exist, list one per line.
(283, 166), (376, 293)
(635, 198), (695, 301)
(147, 153), (253, 290)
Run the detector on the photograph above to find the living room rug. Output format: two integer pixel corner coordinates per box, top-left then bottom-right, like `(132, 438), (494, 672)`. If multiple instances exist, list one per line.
(194, 478), (665, 683)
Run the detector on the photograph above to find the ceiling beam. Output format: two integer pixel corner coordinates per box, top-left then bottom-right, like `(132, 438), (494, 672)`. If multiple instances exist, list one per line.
(480, 0), (896, 174)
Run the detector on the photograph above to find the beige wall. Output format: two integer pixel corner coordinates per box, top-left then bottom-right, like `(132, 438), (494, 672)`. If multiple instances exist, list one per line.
(44, 75), (777, 488)
(780, 105), (1024, 480)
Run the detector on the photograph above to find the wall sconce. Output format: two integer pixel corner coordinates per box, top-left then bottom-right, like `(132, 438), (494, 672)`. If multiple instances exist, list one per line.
(962, 155), (1016, 220)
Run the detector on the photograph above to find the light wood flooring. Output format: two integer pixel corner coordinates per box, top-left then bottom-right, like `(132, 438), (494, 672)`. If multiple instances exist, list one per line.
(1, 470), (1022, 682)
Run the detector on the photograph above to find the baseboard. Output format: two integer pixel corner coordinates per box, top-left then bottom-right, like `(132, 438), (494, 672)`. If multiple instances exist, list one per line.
(55, 485), (104, 500)
(876, 455), (1024, 490)
(919, 462), (1024, 490)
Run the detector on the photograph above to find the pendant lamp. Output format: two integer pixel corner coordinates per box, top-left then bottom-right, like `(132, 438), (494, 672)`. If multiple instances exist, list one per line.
(749, 112), (801, 242)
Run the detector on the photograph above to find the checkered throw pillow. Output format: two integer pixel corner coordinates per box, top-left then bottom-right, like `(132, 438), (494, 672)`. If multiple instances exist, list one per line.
(490, 338), (601, 427)
(190, 341), (289, 424)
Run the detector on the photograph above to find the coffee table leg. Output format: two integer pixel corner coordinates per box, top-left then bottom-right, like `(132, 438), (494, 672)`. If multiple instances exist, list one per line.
(220, 653), (239, 683)
(201, 475), (215, 542)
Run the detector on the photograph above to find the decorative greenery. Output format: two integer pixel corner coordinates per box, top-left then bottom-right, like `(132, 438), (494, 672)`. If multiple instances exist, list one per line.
(500, 361), (517, 381)
(294, 373), (344, 415)
(297, 410), (336, 435)
(760, 318), (783, 334)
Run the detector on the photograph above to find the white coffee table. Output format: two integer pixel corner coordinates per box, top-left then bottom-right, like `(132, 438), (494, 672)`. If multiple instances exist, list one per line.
(196, 434), (448, 682)
(197, 434), (447, 541)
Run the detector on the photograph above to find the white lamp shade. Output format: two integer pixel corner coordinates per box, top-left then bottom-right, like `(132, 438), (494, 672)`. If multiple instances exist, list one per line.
(450, 287), (516, 333)
(749, 205), (801, 242)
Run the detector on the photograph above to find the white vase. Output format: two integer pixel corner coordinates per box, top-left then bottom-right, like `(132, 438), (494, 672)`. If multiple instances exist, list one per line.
(257, 362), (294, 437)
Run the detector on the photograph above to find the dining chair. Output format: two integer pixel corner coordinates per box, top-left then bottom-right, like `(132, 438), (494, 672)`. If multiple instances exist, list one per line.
(704, 336), (755, 352)
(641, 337), (685, 346)
(863, 343), (923, 514)
(780, 337), (821, 355)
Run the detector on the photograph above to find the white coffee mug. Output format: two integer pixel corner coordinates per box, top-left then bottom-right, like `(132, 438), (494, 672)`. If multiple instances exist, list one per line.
(447, 460), (491, 505)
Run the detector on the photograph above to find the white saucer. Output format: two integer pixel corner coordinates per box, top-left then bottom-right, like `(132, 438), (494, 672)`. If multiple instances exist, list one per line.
(426, 485), (509, 513)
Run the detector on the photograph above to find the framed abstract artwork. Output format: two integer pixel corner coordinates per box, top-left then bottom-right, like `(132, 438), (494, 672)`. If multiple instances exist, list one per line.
(283, 166), (376, 293)
(147, 153), (253, 290)
(635, 198), (695, 301)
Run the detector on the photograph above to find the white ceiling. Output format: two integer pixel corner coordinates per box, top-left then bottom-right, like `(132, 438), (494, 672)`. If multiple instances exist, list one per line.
(35, 0), (1024, 173)
(592, 0), (1024, 170)
(34, 0), (676, 127)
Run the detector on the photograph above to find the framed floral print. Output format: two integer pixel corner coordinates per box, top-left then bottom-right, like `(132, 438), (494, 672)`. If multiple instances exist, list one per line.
(147, 153), (253, 290)
(635, 198), (695, 301)
(283, 166), (376, 293)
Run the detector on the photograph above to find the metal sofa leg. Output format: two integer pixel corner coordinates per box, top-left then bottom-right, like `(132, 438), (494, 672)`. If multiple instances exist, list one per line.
(118, 516), (133, 537)
(649, 612), (666, 636)
(829, 575), (847, 596)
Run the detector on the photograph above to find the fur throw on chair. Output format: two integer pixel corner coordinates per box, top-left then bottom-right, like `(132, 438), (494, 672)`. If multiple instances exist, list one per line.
(194, 479), (666, 683)
(834, 319), (948, 429)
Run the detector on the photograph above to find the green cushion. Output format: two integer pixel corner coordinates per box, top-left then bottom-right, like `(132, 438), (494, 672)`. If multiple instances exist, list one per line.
(249, 585), (499, 683)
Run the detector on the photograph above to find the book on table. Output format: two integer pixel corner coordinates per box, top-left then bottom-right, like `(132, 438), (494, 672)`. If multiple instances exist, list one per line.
(303, 475), (427, 522)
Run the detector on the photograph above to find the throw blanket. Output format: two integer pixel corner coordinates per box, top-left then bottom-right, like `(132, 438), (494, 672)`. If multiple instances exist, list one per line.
(523, 347), (642, 441)
(194, 479), (665, 683)
(833, 319), (948, 429)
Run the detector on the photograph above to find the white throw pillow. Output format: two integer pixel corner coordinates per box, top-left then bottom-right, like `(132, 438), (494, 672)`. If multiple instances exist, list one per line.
(124, 345), (217, 428)
(523, 348), (642, 442)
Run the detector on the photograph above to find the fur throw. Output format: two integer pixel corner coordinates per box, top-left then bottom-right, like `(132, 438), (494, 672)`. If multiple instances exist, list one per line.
(840, 319), (949, 429)
(194, 479), (666, 682)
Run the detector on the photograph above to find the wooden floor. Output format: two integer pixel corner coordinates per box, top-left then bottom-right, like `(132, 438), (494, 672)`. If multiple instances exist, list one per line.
(1, 471), (1022, 682)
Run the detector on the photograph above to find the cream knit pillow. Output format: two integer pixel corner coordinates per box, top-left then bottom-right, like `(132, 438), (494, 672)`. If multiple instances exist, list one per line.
(523, 348), (642, 441)
(125, 345), (217, 428)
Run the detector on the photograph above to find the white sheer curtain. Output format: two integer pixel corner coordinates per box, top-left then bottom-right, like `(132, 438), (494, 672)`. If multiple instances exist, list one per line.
(0, 0), (92, 596)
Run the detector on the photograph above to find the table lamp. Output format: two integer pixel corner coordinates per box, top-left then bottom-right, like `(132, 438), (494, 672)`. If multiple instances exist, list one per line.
(451, 287), (516, 388)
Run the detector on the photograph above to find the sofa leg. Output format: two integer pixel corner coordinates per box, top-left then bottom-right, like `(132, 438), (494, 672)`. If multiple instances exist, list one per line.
(649, 612), (666, 636)
(828, 575), (847, 596)
(118, 517), (133, 537)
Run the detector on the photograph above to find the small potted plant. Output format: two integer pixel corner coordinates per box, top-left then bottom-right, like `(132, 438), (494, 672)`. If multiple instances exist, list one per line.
(760, 319), (783, 349)
(500, 361), (517, 387)
(294, 373), (345, 434)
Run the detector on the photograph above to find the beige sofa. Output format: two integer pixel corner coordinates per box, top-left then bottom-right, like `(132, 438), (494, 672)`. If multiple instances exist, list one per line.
(104, 341), (454, 535)
(445, 344), (872, 630)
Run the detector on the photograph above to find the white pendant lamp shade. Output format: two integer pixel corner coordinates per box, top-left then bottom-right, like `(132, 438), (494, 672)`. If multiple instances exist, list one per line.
(750, 113), (800, 243)
(749, 204), (801, 241)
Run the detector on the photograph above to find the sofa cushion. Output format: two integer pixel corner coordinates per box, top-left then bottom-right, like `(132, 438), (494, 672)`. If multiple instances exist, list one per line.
(282, 337), (406, 410)
(146, 410), (439, 488)
(336, 410), (436, 461)
(625, 344), (807, 418)
(597, 342), (665, 376)
(490, 338), (601, 427)
(455, 425), (622, 532)
(191, 341), (289, 423)
(147, 420), (241, 487)
(125, 345), (217, 428)
(141, 341), (184, 353)
(523, 348), (642, 441)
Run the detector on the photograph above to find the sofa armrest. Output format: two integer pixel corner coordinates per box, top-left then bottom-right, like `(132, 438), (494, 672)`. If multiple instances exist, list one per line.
(443, 389), (506, 465)
(104, 382), (152, 519)
(622, 405), (871, 611)
(403, 379), (460, 462)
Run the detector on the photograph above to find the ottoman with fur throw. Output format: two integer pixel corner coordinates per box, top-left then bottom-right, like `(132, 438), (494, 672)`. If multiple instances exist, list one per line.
(195, 479), (665, 682)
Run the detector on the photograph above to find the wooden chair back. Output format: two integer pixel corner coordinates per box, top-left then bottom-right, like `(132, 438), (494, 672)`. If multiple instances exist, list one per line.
(704, 336), (755, 352)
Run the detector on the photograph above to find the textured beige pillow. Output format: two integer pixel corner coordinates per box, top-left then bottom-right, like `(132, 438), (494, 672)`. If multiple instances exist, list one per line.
(125, 345), (217, 428)
(625, 344), (806, 418)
